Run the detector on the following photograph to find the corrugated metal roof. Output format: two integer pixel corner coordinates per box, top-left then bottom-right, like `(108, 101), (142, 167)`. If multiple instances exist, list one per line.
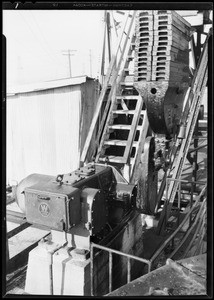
(7, 75), (94, 95)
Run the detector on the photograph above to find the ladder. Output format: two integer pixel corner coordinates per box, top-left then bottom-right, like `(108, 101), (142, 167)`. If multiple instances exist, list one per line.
(81, 11), (149, 183)
(156, 29), (210, 235)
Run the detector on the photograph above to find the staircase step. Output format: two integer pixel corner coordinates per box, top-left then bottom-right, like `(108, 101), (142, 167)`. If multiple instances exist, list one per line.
(98, 156), (135, 164)
(108, 124), (142, 130)
(116, 95), (141, 100)
(116, 95), (140, 100)
(120, 81), (134, 87)
(112, 109), (146, 115)
(104, 139), (138, 146)
(98, 156), (126, 163)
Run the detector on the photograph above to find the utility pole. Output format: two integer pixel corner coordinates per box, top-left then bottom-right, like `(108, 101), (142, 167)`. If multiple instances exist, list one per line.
(62, 49), (77, 77)
(89, 49), (92, 77)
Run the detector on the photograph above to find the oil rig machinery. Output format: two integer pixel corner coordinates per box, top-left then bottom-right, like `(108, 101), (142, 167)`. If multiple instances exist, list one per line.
(14, 10), (211, 295)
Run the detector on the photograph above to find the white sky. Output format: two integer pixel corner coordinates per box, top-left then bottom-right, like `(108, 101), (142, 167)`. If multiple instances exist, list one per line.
(3, 9), (212, 89)
(3, 10), (109, 87)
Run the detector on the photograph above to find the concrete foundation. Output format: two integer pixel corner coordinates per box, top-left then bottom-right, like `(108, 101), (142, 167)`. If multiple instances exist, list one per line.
(24, 211), (147, 296)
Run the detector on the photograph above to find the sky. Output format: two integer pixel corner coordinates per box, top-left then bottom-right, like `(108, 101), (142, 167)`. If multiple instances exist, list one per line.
(3, 9), (212, 89)
(3, 10), (120, 87)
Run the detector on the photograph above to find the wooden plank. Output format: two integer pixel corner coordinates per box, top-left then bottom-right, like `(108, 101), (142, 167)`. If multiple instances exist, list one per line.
(6, 197), (15, 205)
(154, 13), (192, 29)
(153, 32), (190, 44)
(7, 227), (51, 274)
(8, 227), (50, 260)
(151, 73), (189, 81)
(152, 64), (190, 74)
(154, 17), (192, 35)
(113, 109), (145, 115)
(120, 81), (135, 87)
(138, 14), (153, 21)
(152, 49), (189, 56)
(138, 45), (153, 52)
(116, 95), (142, 100)
(136, 23), (153, 31)
(135, 35), (154, 43)
(138, 10), (153, 16)
(108, 124), (138, 130)
(152, 45), (189, 54)
(153, 39), (189, 51)
(104, 140), (138, 147)
(7, 222), (20, 234)
(153, 24), (191, 38)
(152, 61), (189, 70)
(7, 222), (32, 239)
(98, 156), (126, 164)
(153, 30), (190, 42)
(134, 61), (152, 68)
(151, 55), (189, 64)
(153, 10), (191, 28)
(7, 210), (26, 225)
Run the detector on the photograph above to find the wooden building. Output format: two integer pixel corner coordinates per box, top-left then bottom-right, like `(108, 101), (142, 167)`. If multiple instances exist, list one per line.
(6, 76), (99, 184)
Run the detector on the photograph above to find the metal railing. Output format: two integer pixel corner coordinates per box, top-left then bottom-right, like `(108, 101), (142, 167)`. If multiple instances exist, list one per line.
(90, 242), (151, 296)
(150, 183), (207, 268)
(164, 178), (206, 230)
(156, 29), (210, 234)
(90, 181), (206, 295)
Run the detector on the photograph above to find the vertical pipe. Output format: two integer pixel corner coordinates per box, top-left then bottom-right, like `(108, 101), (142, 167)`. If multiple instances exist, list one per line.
(190, 181), (194, 226)
(106, 11), (112, 63)
(48, 252), (54, 295)
(90, 244), (94, 296)
(127, 257), (131, 283)
(193, 120), (199, 185)
(109, 252), (112, 293)
(6, 225), (9, 264)
(177, 181), (181, 228)
(164, 178), (169, 230)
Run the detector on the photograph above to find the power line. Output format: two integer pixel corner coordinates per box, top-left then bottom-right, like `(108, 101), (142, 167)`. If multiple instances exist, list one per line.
(89, 49), (92, 77)
(62, 49), (77, 77)
(17, 11), (53, 65)
(28, 11), (65, 66)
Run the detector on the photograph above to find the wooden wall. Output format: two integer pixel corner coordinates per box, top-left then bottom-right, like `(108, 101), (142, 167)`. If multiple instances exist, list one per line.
(6, 79), (98, 184)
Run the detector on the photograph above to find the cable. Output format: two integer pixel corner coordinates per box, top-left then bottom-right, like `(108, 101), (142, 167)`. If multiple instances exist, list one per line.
(17, 11), (57, 65)
(28, 11), (65, 66)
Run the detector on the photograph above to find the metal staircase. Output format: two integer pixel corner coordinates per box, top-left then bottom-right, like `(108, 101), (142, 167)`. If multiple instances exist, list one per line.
(81, 10), (149, 183)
